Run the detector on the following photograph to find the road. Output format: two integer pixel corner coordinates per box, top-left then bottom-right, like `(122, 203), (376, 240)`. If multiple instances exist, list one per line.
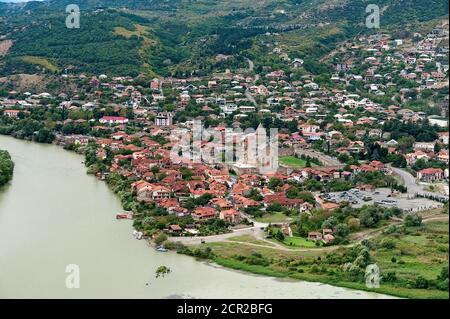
(389, 165), (449, 202)
(170, 214), (449, 252)
(294, 148), (343, 167)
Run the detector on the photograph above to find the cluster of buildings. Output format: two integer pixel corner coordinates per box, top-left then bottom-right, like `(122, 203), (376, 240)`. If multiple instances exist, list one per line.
(1, 23), (448, 240)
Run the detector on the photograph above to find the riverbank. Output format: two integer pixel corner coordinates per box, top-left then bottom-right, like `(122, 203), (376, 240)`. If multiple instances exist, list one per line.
(0, 135), (396, 299)
(212, 256), (447, 299)
(31, 136), (450, 300)
(175, 216), (449, 300)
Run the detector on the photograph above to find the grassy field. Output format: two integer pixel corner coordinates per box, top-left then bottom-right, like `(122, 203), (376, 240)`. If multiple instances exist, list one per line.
(282, 236), (319, 248)
(189, 220), (449, 299)
(228, 234), (275, 246)
(213, 257), (448, 299)
(21, 56), (59, 72)
(279, 156), (321, 168)
(255, 212), (292, 223)
(371, 221), (449, 281)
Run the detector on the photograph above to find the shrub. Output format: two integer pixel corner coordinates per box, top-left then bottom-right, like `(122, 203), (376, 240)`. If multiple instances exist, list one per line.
(383, 271), (397, 282)
(380, 238), (396, 249)
(404, 213), (422, 227)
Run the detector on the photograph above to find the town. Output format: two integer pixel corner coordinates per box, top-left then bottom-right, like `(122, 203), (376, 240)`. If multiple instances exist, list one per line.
(1, 23), (449, 299)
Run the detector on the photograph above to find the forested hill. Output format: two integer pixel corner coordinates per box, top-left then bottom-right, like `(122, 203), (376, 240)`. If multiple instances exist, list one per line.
(0, 0), (448, 77)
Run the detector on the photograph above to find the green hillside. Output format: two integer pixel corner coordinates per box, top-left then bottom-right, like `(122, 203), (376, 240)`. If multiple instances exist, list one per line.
(0, 0), (448, 76)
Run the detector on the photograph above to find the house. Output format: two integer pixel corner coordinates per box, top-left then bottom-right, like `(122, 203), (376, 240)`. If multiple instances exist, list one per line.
(135, 183), (171, 202)
(192, 207), (217, 220)
(2, 109), (20, 118)
(299, 202), (314, 213)
(292, 58), (304, 68)
(155, 112), (174, 127)
(263, 193), (304, 209)
(99, 116), (129, 125)
(157, 198), (181, 213)
(320, 202), (340, 211)
(239, 105), (256, 113)
(417, 168), (444, 182)
(233, 195), (260, 209)
(414, 141), (436, 152)
(437, 150), (449, 164)
(299, 124), (320, 135)
(168, 224), (183, 233)
(210, 198), (233, 210)
(219, 209), (241, 224)
(308, 232), (323, 241)
(280, 224), (292, 237)
(406, 151), (430, 166)
(323, 234), (335, 244)
(335, 63), (352, 72)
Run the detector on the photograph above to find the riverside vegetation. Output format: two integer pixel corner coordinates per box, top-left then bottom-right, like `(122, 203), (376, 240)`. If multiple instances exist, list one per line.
(0, 149), (14, 187)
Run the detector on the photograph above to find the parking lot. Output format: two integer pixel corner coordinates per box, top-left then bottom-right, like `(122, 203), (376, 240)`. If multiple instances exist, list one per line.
(322, 188), (443, 213)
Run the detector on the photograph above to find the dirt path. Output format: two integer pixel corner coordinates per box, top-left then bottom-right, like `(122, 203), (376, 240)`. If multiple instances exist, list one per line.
(169, 207), (448, 253)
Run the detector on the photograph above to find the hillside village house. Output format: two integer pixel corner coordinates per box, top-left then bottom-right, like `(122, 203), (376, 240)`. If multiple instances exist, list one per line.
(414, 141), (436, 152)
(3, 110), (21, 118)
(192, 207), (217, 220)
(155, 112), (174, 127)
(132, 181), (171, 202)
(99, 116), (129, 125)
(417, 168), (445, 182)
(219, 209), (241, 224)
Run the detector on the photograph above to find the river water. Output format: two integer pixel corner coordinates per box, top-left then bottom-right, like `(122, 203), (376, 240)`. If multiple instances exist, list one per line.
(0, 135), (394, 299)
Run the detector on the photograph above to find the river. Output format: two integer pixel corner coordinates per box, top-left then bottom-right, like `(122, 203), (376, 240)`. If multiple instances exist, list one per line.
(0, 135), (394, 299)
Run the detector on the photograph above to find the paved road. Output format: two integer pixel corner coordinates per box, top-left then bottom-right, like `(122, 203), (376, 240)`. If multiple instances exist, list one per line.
(389, 165), (449, 202)
(171, 214), (449, 252)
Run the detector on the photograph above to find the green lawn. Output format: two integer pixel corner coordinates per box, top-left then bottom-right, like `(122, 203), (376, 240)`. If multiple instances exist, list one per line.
(228, 235), (275, 246)
(282, 236), (319, 248)
(279, 156), (308, 168)
(255, 212), (292, 223)
(279, 156), (320, 168)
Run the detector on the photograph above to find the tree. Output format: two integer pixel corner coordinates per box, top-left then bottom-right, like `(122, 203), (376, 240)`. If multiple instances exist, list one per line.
(154, 233), (168, 246)
(305, 158), (312, 168)
(0, 150), (14, 187)
(347, 217), (361, 231)
(404, 213), (422, 227)
(334, 223), (350, 239)
(155, 266), (171, 278)
(268, 177), (282, 190)
(275, 229), (285, 241)
(434, 143), (441, 153)
(397, 136), (415, 153)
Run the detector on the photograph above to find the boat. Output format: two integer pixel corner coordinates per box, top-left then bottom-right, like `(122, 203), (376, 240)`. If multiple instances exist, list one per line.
(156, 246), (168, 252)
(116, 213), (132, 220)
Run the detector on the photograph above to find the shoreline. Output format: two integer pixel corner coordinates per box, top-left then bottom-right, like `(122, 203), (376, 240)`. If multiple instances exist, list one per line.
(0, 133), (447, 299)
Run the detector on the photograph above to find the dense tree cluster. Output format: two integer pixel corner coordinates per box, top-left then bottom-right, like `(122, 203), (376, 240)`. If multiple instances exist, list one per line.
(0, 150), (14, 187)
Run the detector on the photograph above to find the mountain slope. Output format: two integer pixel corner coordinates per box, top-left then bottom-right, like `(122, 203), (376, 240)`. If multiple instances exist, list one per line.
(0, 0), (448, 77)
